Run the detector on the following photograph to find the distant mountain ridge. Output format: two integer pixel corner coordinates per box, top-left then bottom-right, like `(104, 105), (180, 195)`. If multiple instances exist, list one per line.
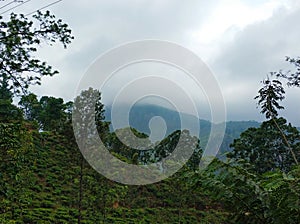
(104, 104), (260, 156)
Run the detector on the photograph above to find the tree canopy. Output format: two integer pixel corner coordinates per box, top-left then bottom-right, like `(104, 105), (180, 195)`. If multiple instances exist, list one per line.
(229, 117), (300, 173)
(0, 10), (73, 96)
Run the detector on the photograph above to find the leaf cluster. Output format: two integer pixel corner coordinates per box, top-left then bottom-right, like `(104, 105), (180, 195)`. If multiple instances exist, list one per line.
(0, 11), (73, 95)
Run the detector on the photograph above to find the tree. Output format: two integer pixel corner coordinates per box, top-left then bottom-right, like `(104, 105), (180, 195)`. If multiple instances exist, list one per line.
(228, 61), (300, 173)
(152, 130), (201, 172)
(0, 11), (73, 95)
(0, 9), (73, 221)
(18, 93), (40, 121)
(255, 76), (299, 166)
(0, 10), (73, 124)
(107, 127), (151, 164)
(73, 87), (109, 140)
(187, 56), (300, 224)
(18, 94), (73, 132)
(229, 118), (300, 173)
(0, 76), (12, 100)
(255, 78), (285, 119)
(72, 87), (109, 223)
(38, 96), (69, 131)
(0, 76), (22, 122)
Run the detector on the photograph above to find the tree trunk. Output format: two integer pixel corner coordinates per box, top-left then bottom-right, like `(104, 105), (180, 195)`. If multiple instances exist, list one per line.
(78, 156), (84, 224)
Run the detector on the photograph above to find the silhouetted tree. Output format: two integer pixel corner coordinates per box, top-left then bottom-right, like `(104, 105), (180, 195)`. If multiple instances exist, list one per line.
(0, 11), (73, 95)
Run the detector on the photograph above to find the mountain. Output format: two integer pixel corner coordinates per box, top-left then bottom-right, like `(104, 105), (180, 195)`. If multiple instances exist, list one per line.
(104, 104), (260, 156)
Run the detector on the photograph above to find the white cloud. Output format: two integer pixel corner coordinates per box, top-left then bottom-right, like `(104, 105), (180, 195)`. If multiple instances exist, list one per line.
(190, 0), (277, 44)
(4, 0), (299, 125)
(210, 2), (300, 124)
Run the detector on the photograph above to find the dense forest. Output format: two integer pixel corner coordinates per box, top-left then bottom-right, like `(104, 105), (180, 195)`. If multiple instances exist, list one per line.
(0, 8), (300, 224)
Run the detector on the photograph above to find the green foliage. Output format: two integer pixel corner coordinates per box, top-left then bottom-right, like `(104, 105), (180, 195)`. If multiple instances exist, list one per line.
(106, 127), (202, 170)
(18, 93), (73, 133)
(0, 76), (12, 100)
(217, 121), (260, 156)
(229, 117), (300, 173)
(276, 56), (300, 87)
(0, 122), (32, 161)
(0, 99), (22, 122)
(191, 159), (300, 224)
(0, 11), (73, 95)
(255, 65), (299, 166)
(0, 76), (22, 122)
(18, 93), (40, 121)
(38, 96), (71, 131)
(2, 44), (300, 224)
(107, 127), (151, 163)
(105, 104), (261, 157)
(0, 121), (34, 220)
(0, 124), (226, 223)
(73, 87), (109, 142)
(260, 167), (300, 223)
(255, 78), (285, 119)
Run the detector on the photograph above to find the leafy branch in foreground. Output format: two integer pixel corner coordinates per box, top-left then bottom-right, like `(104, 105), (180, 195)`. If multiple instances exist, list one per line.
(0, 11), (74, 95)
(190, 159), (300, 224)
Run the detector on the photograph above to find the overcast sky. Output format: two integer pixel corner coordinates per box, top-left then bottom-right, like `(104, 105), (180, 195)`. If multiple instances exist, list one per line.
(3, 0), (300, 125)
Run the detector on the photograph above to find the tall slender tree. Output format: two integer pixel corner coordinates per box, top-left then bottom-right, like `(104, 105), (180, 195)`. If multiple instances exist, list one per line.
(255, 77), (298, 165)
(72, 87), (109, 223)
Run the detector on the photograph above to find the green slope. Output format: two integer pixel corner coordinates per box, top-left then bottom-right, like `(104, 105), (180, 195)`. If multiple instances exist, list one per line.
(0, 127), (228, 223)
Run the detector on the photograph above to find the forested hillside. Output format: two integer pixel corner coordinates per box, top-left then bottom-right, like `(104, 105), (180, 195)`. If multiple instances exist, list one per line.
(0, 122), (229, 223)
(105, 104), (260, 156)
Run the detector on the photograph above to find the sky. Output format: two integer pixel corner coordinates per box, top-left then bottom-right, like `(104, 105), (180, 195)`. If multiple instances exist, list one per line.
(2, 0), (300, 125)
